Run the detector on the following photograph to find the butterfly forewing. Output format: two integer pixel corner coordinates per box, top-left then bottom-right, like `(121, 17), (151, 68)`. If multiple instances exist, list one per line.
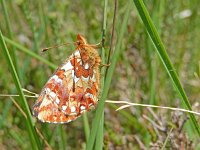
(33, 35), (100, 123)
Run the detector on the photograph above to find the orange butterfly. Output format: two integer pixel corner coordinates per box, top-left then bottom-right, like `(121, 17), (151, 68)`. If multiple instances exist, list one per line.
(32, 34), (101, 123)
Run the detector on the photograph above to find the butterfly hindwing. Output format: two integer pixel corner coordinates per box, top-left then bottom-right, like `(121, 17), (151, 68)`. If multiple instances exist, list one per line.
(33, 36), (101, 124)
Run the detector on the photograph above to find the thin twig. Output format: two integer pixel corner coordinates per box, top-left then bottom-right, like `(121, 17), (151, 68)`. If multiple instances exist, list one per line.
(11, 97), (27, 119)
(161, 127), (173, 150)
(143, 114), (166, 132)
(147, 107), (163, 126)
(0, 89), (39, 98)
(36, 128), (53, 150)
(178, 116), (189, 133)
(134, 135), (147, 150)
(0, 94), (38, 98)
(105, 0), (118, 76)
(22, 88), (38, 96)
(106, 100), (200, 116)
(143, 114), (162, 139)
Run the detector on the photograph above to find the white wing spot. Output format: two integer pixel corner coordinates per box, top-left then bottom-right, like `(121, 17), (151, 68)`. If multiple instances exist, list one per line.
(49, 92), (56, 99)
(61, 61), (73, 71)
(45, 88), (51, 94)
(70, 106), (76, 113)
(39, 97), (51, 107)
(73, 51), (82, 64)
(82, 76), (89, 82)
(74, 51), (80, 57)
(57, 78), (62, 84)
(72, 70), (80, 83)
(91, 74), (96, 82)
(80, 105), (86, 110)
(67, 119), (72, 123)
(62, 105), (67, 111)
(85, 93), (93, 99)
(50, 75), (58, 81)
(55, 98), (60, 104)
(84, 63), (89, 69)
(38, 112), (45, 121)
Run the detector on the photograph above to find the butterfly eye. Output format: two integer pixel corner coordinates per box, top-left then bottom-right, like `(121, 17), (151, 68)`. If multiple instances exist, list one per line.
(77, 41), (81, 45)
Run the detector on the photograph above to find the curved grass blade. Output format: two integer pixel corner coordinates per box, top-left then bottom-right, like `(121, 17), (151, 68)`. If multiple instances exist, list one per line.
(94, 0), (108, 149)
(1, 0), (18, 72)
(86, 1), (132, 149)
(83, 113), (90, 142)
(132, 0), (200, 136)
(4, 36), (57, 69)
(0, 30), (41, 149)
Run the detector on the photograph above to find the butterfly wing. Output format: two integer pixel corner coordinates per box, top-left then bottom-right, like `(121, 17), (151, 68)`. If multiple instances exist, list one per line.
(32, 50), (99, 123)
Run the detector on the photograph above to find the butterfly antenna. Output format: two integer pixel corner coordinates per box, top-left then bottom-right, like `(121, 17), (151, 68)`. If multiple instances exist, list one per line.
(42, 42), (74, 52)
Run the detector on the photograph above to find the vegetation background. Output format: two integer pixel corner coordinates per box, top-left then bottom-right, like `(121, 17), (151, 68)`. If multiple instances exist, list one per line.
(0, 0), (200, 149)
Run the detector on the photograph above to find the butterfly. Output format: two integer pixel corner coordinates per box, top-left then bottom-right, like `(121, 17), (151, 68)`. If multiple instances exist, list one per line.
(32, 34), (101, 123)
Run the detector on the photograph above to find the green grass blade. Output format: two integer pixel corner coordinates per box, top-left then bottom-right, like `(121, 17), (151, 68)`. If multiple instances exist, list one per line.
(0, 0), (18, 71)
(86, 1), (132, 149)
(94, 0), (108, 149)
(83, 113), (90, 142)
(132, 0), (200, 136)
(22, 1), (39, 52)
(58, 125), (67, 150)
(161, 127), (173, 150)
(0, 30), (41, 149)
(4, 36), (57, 69)
(95, 114), (104, 150)
(9, 130), (25, 148)
(0, 99), (12, 128)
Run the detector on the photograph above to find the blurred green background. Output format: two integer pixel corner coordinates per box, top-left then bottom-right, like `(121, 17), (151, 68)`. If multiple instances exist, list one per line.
(0, 0), (200, 149)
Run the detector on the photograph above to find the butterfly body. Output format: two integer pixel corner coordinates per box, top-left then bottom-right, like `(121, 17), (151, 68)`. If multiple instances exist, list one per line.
(33, 34), (101, 123)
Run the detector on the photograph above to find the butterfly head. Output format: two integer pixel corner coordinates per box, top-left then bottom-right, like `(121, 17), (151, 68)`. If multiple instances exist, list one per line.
(75, 34), (87, 48)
